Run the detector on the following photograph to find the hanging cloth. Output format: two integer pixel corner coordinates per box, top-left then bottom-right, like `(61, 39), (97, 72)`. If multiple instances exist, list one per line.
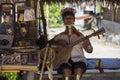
(24, 8), (35, 21)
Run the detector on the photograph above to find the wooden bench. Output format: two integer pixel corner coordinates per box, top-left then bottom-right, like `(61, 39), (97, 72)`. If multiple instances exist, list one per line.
(35, 58), (120, 79)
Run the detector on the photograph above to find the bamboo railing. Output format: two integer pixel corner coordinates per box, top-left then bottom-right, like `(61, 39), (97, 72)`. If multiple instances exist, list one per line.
(0, 65), (38, 72)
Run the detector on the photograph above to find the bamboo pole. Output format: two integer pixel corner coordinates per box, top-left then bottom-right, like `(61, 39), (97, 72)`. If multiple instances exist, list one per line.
(39, 44), (49, 80)
(0, 65), (38, 72)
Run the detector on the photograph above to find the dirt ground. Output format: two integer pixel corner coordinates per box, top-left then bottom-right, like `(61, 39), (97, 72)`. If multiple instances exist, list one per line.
(81, 30), (120, 58)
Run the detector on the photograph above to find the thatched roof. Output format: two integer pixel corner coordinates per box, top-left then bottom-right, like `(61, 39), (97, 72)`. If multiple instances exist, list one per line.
(41, 0), (120, 4)
(40, 0), (120, 8)
(0, 0), (119, 8)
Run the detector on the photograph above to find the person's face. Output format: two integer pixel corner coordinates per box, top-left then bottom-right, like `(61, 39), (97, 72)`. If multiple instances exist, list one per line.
(63, 15), (75, 25)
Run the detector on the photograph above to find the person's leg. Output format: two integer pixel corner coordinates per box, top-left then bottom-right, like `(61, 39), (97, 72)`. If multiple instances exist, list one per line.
(58, 63), (72, 80)
(73, 62), (87, 80)
(74, 68), (83, 80)
(63, 68), (71, 80)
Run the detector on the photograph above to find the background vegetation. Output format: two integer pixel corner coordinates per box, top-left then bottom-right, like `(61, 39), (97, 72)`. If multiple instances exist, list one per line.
(44, 3), (63, 27)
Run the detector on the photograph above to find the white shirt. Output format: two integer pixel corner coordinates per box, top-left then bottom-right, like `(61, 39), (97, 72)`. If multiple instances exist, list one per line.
(54, 31), (87, 65)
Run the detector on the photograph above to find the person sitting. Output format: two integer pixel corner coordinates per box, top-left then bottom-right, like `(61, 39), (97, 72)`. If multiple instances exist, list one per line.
(48, 7), (93, 80)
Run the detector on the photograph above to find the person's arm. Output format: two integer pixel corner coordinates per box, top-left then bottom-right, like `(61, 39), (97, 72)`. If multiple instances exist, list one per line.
(87, 17), (94, 24)
(47, 34), (61, 48)
(48, 32), (65, 45)
(82, 38), (93, 53)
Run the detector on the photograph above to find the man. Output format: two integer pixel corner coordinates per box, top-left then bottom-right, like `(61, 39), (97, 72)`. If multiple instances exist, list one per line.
(49, 7), (93, 80)
(87, 11), (97, 32)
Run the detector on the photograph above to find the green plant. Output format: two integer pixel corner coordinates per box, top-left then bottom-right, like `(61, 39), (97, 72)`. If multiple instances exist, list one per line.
(44, 3), (63, 27)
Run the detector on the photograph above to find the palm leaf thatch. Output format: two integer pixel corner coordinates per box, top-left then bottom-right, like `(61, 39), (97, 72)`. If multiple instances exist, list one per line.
(40, 0), (120, 7)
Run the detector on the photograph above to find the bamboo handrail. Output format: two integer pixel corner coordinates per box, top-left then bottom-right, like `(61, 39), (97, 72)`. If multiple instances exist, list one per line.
(0, 65), (38, 72)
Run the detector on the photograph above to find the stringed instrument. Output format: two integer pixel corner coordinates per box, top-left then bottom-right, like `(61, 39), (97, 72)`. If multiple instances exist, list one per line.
(69, 27), (105, 48)
(40, 28), (105, 67)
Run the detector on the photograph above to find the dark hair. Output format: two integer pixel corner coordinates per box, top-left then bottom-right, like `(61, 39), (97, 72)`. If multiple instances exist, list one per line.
(89, 11), (94, 15)
(62, 11), (75, 20)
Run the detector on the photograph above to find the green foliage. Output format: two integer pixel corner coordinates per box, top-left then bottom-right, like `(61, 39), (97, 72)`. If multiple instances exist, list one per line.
(0, 72), (18, 80)
(44, 3), (63, 27)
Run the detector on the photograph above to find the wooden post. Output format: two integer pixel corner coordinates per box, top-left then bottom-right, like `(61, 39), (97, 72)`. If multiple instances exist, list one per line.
(39, 0), (48, 43)
(111, 4), (115, 21)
